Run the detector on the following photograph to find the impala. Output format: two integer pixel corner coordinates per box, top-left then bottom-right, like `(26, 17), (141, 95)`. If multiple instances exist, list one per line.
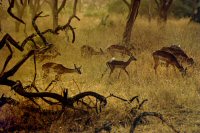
(106, 44), (134, 56)
(37, 51), (61, 62)
(160, 45), (194, 66)
(152, 50), (186, 76)
(81, 45), (104, 57)
(106, 55), (137, 78)
(42, 62), (82, 80)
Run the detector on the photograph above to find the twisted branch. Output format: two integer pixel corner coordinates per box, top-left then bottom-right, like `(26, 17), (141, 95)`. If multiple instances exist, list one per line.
(130, 112), (180, 133)
(7, 0), (25, 24)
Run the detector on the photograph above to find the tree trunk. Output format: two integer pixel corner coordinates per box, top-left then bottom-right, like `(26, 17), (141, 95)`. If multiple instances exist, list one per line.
(148, 0), (152, 23)
(52, 0), (58, 30)
(0, 2), (2, 32)
(0, 19), (2, 32)
(122, 0), (141, 47)
(78, 0), (82, 12)
(15, 0), (27, 32)
(191, 7), (200, 23)
(156, 0), (173, 23)
(191, 0), (200, 23)
(158, 8), (168, 22)
(30, 0), (40, 19)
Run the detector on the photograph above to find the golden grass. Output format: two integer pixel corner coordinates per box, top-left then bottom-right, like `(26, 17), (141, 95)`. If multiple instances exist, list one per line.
(0, 14), (200, 132)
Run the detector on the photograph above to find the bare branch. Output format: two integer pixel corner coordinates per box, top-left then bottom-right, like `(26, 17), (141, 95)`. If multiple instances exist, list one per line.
(1, 50), (34, 80)
(122, 0), (131, 8)
(108, 94), (139, 104)
(0, 41), (13, 76)
(0, 33), (23, 51)
(0, 94), (19, 107)
(58, 0), (67, 14)
(7, 0), (25, 24)
(155, 0), (160, 8)
(130, 112), (180, 133)
(11, 81), (107, 108)
(44, 80), (57, 91)
(137, 99), (148, 109)
(32, 11), (50, 46)
(72, 0), (78, 16)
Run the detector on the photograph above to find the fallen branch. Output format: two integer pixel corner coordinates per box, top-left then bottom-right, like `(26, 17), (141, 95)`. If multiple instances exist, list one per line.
(10, 80), (107, 109)
(7, 0), (25, 24)
(108, 93), (139, 104)
(0, 94), (19, 107)
(130, 112), (180, 133)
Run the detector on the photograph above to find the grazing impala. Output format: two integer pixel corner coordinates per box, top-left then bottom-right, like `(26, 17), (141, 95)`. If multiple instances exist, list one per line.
(106, 55), (137, 78)
(81, 45), (104, 57)
(37, 51), (61, 62)
(106, 44), (134, 56)
(152, 50), (186, 76)
(160, 45), (194, 66)
(42, 62), (82, 80)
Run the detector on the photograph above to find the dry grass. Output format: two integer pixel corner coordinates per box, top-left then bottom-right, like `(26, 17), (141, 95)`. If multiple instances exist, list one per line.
(0, 13), (200, 132)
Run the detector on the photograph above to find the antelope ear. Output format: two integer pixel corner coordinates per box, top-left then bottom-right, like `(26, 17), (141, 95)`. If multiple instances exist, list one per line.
(79, 65), (82, 69)
(74, 64), (77, 68)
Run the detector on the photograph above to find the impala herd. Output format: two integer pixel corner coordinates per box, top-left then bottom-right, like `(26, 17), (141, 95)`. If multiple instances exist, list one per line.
(41, 43), (194, 80)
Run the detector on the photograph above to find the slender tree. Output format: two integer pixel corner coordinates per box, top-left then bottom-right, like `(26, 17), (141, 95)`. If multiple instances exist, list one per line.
(0, 1), (2, 32)
(191, 0), (200, 23)
(155, 0), (173, 23)
(122, 0), (141, 47)
(47, 0), (67, 30)
(148, 0), (152, 22)
(14, 0), (28, 32)
(29, 0), (45, 20)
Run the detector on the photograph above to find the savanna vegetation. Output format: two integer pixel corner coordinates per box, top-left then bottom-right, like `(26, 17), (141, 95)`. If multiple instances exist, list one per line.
(0, 0), (200, 132)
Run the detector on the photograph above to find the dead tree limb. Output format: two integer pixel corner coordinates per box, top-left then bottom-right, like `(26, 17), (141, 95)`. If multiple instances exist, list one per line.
(7, 0), (25, 24)
(0, 50), (34, 82)
(11, 81), (107, 109)
(44, 80), (57, 91)
(57, 0), (67, 14)
(122, 0), (131, 9)
(0, 33), (24, 51)
(108, 93), (139, 104)
(0, 94), (19, 107)
(32, 11), (50, 46)
(0, 41), (13, 76)
(130, 112), (180, 133)
(137, 99), (148, 110)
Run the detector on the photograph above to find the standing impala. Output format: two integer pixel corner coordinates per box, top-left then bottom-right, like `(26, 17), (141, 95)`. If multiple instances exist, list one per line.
(106, 55), (137, 78)
(42, 62), (82, 80)
(160, 45), (194, 66)
(152, 50), (186, 76)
